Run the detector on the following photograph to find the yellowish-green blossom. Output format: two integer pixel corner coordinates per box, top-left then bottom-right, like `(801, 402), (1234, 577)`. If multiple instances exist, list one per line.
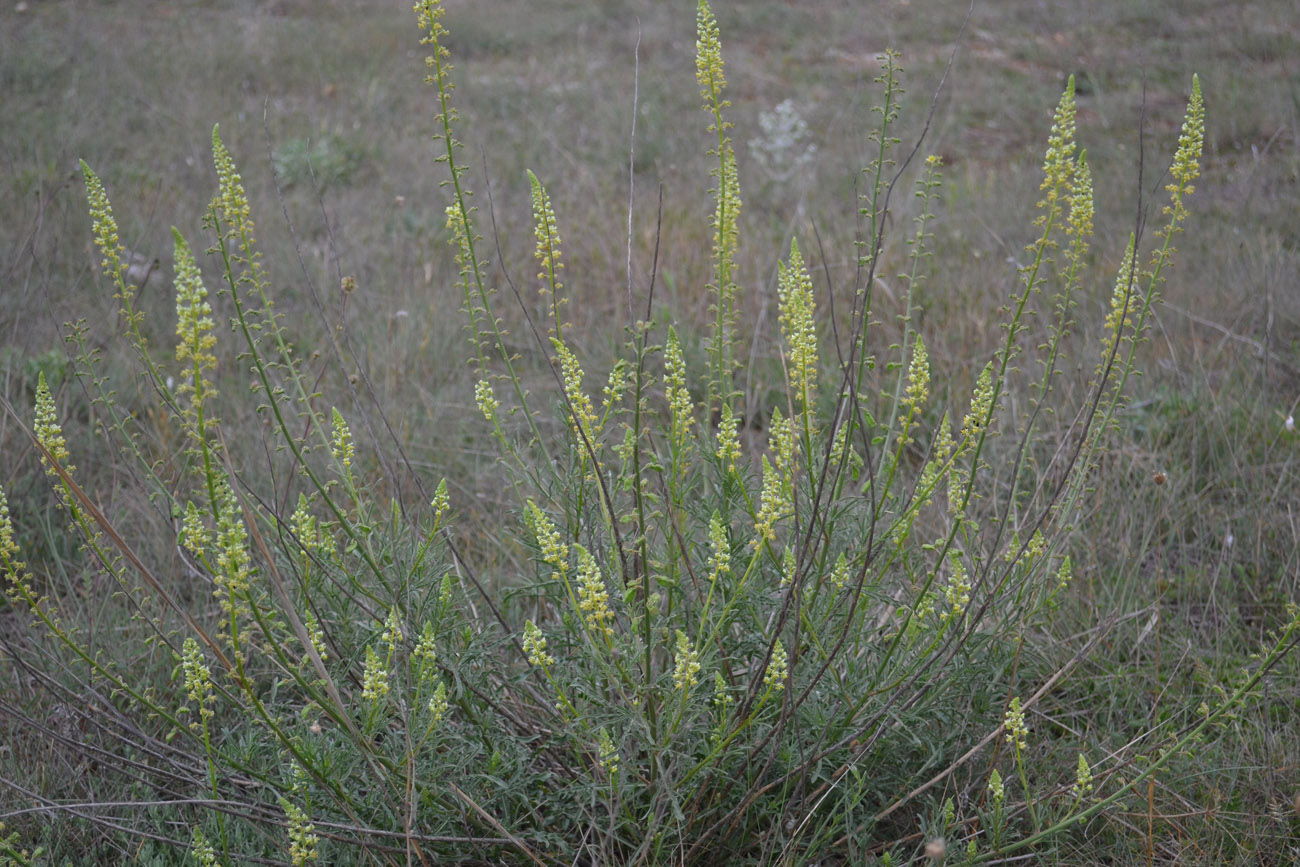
(214, 482), (252, 621)
(181, 638), (215, 726)
(280, 798), (320, 866)
(82, 162), (125, 282)
(830, 552), (850, 591)
(713, 670), (732, 709)
(665, 326), (695, 448)
(474, 379), (499, 423)
(427, 679), (449, 727)
(172, 228), (218, 426)
(988, 768), (1005, 807)
(961, 362), (994, 443)
(212, 125), (252, 231)
(902, 334), (930, 415)
(763, 638), (788, 692)
(597, 726), (618, 777)
(695, 0), (727, 113)
(1066, 151), (1095, 244)
(673, 629), (701, 691)
(1071, 752), (1093, 799)
(706, 511), (730, 582)
(431, 478), (450, 527)
(1164, 75), (1204, 229)
(753, 455), (784, 546)
(943, 554), (971, 621)
(528, 170), (566, 337)
(715, 403), (741, 471)
(780, 546), (797, 587)
(330, 407), (354, 469)
(190, 827), (218, 867)
(575, 545), (614, 639)
(413, 620), (438, 669)
(525, 500), (568, 573)
(777, 239), (818, 413)
(552, 338), (597, 445)
(1055, 555), (1073, 591)
(303, 610), (328, 662)
(362, 644), (388, 701)
(1004, 696), (1029, 751)
(181, 500), (210, 559)
(381, 606), (403, 653)
(1038, 75), (1077, 216)
(523, 619), (554, 667)
(1099, 236), (1139, 367)
(34, 373), (73, 478)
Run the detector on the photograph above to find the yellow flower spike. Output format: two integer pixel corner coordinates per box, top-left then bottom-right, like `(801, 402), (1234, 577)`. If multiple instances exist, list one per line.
(665, 327), (695, 448)
(1166, 75), (1204, 219)
(706, 512), (730, 581)
(213, 481), (252, 623)
(1067, 151), (1095, 243)
(960, 362), (994, 443)
(180, 638), (215, 726)
(597, 726), (619, 777)
(190, 828), (218, 866)
(474, 379), (499, 424)
(777, 239), (819, 416)
(525, 501), (568, 572)
(574, 544), (615, 639)
(522, 619), (555, 667)
(695, 0), (727, 115)
(172, 228), (218, 426)
(715, 403), (741, 471)
(1098, 235), (1139, 368)
(1038, 75), (1077, 214)
(1004, 696), (1029, 751)
(1071, 752), (1094, 799)
(763, 638), (788, 692)
(330, 407), (354, 469)
(362, 644), (389, 701)
(551, 337), (598, 445)
(81, 161), (125, 285)
(987, 768), (1005, 807)
(527, 170), (566, 337)
(0, 486), (21, 566)
(943, 554), (971, 620)
(427, 679), (449, 727)
(211, 125), (253, 231)
(673, 629), (701, 691)
(280, 798), (321, 866)
(902, 333), (930, 414)
(753, 454), (783, 547)
(33, 373), (74, 479)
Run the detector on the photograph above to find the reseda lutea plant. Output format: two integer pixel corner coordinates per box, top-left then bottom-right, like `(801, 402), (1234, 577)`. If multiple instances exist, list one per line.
(4, 0), (1296, 864)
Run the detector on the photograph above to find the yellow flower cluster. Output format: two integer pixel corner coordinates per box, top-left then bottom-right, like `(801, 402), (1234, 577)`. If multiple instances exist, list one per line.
(673, 629), (701, 691)
(173, 228), (218, 426)
(523, 619), (554, 667)
(34, 374), (73, 478)
(330, 407), (354, 469)
(575, 545), (614, 639)
(528, 170), (566, 336)
(362, 644), (389, 701)
(181, 638), (215, 727)
(665, 327), (695, 448)
(763, 639), (788, 692)
(777, 240), (818, 414)
(694, 0), (727, 115)
(1004, 696), (1029, 752)
(280, 798), (320, 866)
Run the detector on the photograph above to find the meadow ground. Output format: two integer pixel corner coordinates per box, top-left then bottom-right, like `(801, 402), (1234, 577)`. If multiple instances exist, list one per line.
(1, 0), (1298, 863)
